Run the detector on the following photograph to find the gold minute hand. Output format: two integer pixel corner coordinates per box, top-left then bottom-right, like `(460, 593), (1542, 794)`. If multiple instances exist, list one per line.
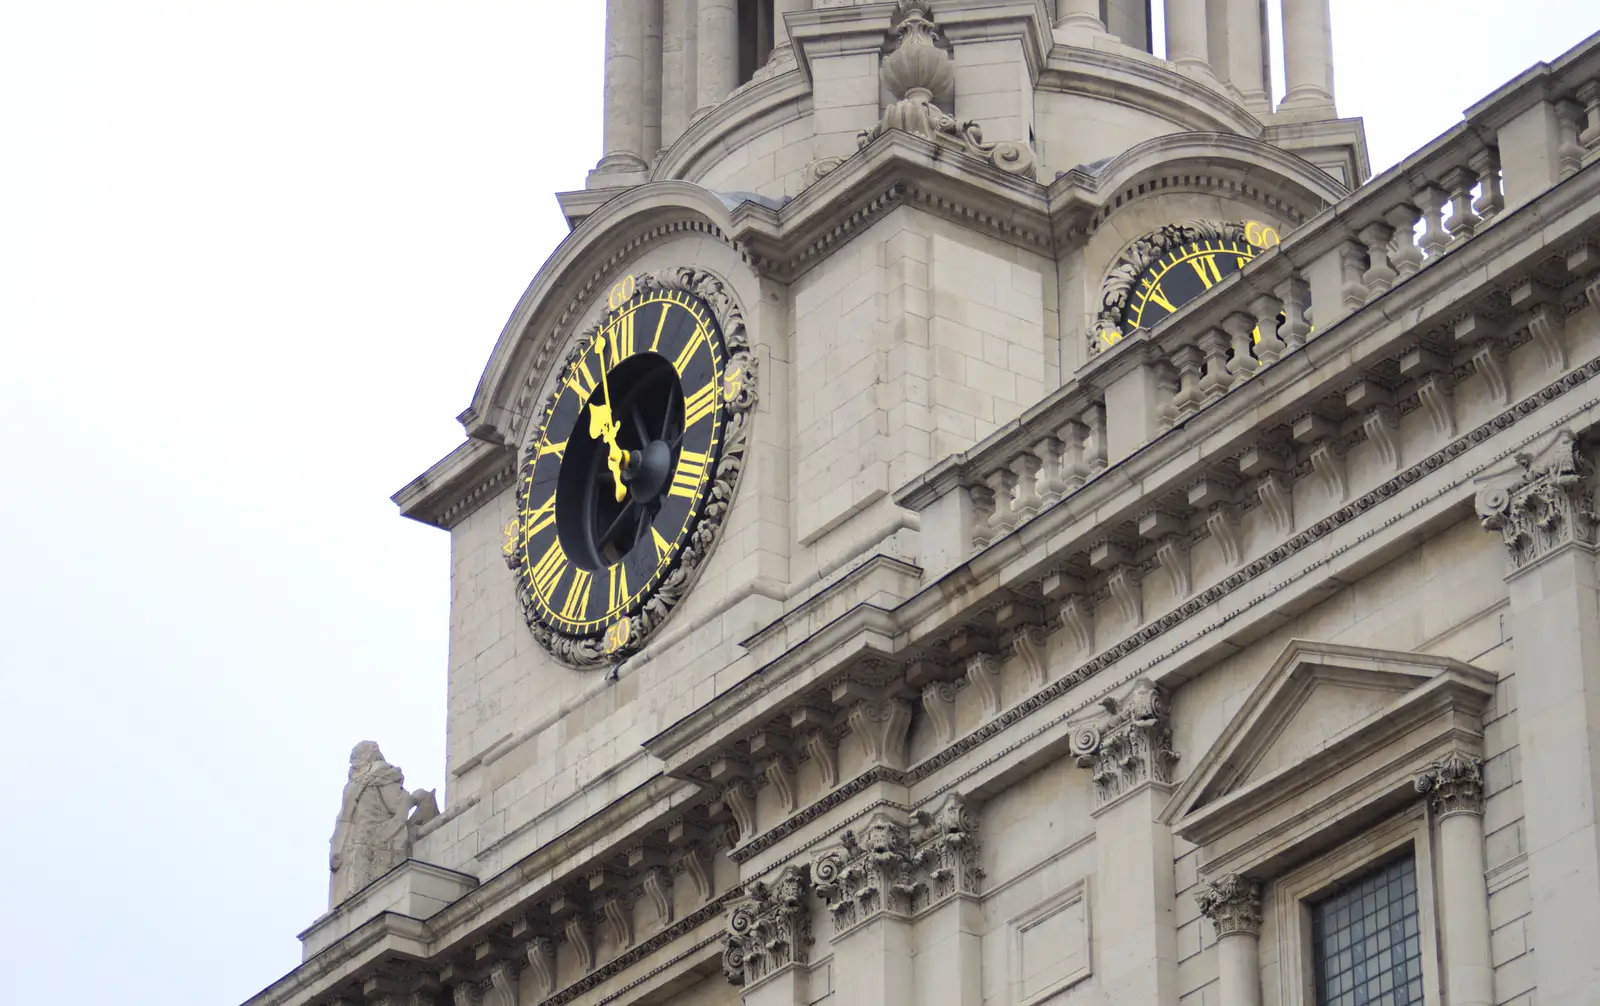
(588, 333), (628, 503)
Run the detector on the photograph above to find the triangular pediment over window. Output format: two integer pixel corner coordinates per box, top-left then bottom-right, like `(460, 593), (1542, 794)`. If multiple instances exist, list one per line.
(1163, 640), (1497, 876)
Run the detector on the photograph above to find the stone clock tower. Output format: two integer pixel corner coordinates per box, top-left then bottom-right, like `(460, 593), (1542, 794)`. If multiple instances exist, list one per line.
(248, 6), (1600, 1006)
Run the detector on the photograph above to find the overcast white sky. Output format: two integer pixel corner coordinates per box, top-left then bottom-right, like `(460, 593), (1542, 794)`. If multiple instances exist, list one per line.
(0, 3), (1593, 1004)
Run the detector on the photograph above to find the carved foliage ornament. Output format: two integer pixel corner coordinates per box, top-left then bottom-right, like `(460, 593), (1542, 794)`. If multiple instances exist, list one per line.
(1196, 874), (1263, 937)
(1067, 678), (1180, 808)
(855, 1), (1035, 177)
(1414, 752), (1486, 819)
(1475, 427), (1598, 571)
(1094, 220), (1254, 352)
(505, 268), (758, 668)
(812, 795), (983, 935)
(722, 864), (812, 987)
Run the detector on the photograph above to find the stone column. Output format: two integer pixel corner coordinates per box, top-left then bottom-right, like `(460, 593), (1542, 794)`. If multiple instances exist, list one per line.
(641, 0), (662, 159)
(592, 0), (648, 183)
(695, 0), (739, 118)
(1069, 679), (1182, 1004)
(1196, 875), (1263, 1006)
(1055, 0), (1107, 34)
(659, 0), (691, 146)
(1415, 754), (1493, 1006)
(1216, 0), (1270, 112)
(1164, 0), (1211, 73)
(1278, 0), (1335, 114)
(1475, 428), (1600, 1005)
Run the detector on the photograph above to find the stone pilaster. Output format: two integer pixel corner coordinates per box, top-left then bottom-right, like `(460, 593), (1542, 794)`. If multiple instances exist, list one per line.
(1196, 875), (1262, 1006)
(723, 864), (813, 1004)
(1415, 754), (1493, 1006)
(1476, 427), (1600, 1005)
(1070, 678), (1181, 1004)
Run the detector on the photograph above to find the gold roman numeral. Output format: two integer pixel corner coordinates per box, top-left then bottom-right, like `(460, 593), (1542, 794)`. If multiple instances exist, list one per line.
(609, 312), (635, 366)
(650, 302), (672, 352)
(538, 438), (567, 459)
(652, 525), (672, 562)
(682, 380), (718, 429)
(673, 325), (708, 375)
(530, 540), (567, 600)
(1144, 283), (1177, 314)
(523, 494), (556, 538)
(669, 448), (710, 499)
(566, 356), (597, 399)
(560, 568), (593, 621)
(607, 563), (629, 611)
(1187, 254), (1223, 288)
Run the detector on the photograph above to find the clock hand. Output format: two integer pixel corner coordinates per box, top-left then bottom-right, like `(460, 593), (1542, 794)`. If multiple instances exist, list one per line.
(588, 334), (628, 503)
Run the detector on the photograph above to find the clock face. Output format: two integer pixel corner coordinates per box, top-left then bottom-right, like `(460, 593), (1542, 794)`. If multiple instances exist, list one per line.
(509, 283), (730, 654)
(1120, 237), (1266, 333)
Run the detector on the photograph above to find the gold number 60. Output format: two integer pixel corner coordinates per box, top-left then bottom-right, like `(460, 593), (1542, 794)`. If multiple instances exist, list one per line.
(607, 275), (637, 311)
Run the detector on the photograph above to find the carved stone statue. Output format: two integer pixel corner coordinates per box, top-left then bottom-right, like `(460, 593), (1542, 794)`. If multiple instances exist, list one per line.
(328, 741), (438, 908)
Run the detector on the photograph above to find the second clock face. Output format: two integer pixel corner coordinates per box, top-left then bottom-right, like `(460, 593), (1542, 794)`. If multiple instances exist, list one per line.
(511, 286), (727, 644)
(1120, 237), (1266, 333)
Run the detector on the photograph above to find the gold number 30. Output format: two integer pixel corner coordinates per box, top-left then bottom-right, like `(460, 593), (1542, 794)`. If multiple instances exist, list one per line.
(607, 275), (637, 311)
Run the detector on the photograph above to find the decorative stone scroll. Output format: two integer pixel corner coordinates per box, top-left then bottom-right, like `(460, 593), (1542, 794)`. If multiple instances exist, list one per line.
(1067, 679), (1180, 809)
(1475, 427), (1598, 572)
(1195, 874), (1263, 937)
(328, 741), (439, 908)
(855, 1), (1035, 177)
(1414, 752), (1486, 819)
(722, 865), (813, 987)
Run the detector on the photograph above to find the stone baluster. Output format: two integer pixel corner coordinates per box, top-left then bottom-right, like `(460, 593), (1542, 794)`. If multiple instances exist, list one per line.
(968, 482), (997, 550)
(1010, 453), (1043, 519)
(1033, 435), (1066, 505)
(1357, 220), (1397, 295)
(1558, 100), (1586, 179)
(1470, 147), (1504, 223)
(1197, 329), (1233, 403)
(1442, 165), (1482, 240)
(1169, 344), (1205, 423)
(1415, 755), (1493, 1006)
(1250, 293), (1287, 364)
(1222, 312), (1258, 387)
(1385, 202), (1425, 280)
(983, 466), (1019, 538)
(1275, 274), (1312, 349)
(1081, 404), (1108, 477)
(1414, 183), (1452, 259)
(1278, 0), (1336, 114)
(695, 0), (739, 117)
(1154, 361), (1181, 434)
(1197, 875), (1264, 1006)
(1056, 419), (1091, 496)
(1578, 81), (1600, 152)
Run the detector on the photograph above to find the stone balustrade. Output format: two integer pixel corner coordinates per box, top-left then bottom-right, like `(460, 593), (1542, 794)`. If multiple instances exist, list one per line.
(898, 49), (1600, 569)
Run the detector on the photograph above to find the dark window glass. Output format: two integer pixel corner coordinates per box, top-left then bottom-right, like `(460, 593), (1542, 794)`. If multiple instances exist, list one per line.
(1310, 855), (1424, 1006)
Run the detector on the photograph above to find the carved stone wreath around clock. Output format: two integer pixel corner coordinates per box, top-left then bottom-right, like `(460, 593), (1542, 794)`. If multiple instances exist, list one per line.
(505, 267), (758, 669)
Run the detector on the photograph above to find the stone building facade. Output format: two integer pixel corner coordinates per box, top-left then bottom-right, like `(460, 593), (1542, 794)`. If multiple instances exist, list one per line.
(244, 5), (1600, 1006)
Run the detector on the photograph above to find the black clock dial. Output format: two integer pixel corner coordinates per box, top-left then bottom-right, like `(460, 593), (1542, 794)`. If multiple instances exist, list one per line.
(510, 286), (726, 645)
(1120, 237), (1266, 333)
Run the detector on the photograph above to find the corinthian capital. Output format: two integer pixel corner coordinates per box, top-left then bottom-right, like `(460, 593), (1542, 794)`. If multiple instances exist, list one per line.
(1196, 874), (1263, 937)
(1475, 428), (1598, 571)
(1415, 752), (1486, 818)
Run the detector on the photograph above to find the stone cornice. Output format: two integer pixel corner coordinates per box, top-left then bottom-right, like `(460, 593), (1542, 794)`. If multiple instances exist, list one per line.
(392, 439), (514, 530)
(1039, 44), (1264, 138)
